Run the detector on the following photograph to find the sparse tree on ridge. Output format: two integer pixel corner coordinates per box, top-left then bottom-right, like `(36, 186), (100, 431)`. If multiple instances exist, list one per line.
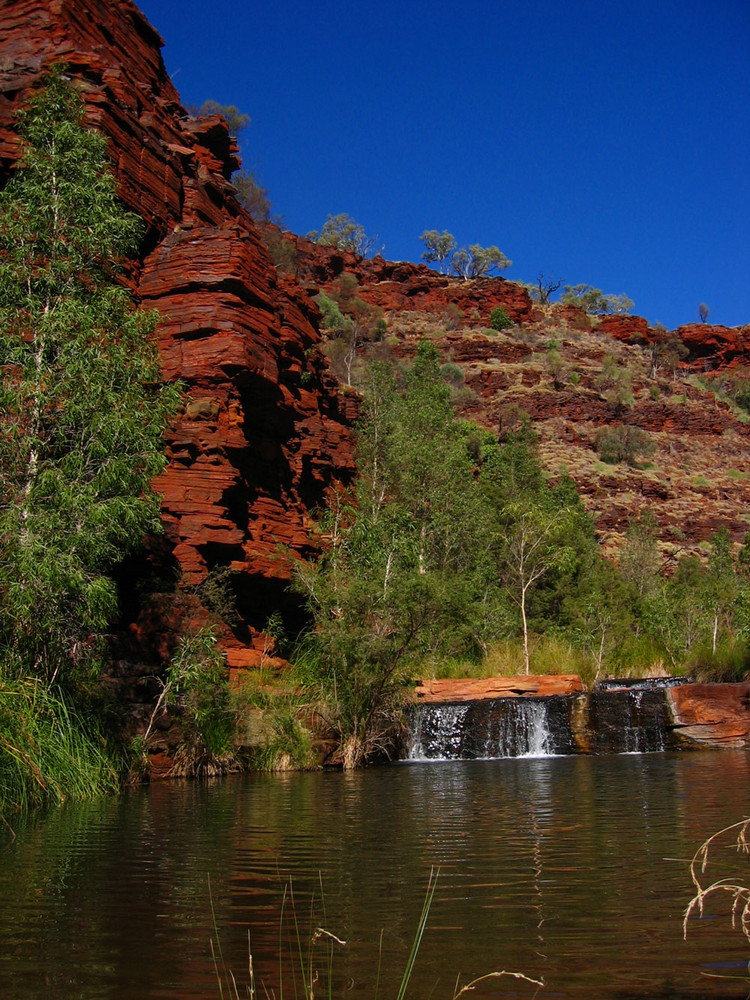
(450, 244), (512, 280)
(528, 273), (563, 304)
(308, 213), (379, 257)
(698, 302), (710, 324)
(561, 284), (633, 315)
(194, 100), (250, 136)
(419, 230), (457, 273)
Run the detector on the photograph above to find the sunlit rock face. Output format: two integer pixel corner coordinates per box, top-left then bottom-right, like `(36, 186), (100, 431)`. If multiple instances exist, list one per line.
(0, 0), (356, 676)
(669, 681), (750, 748)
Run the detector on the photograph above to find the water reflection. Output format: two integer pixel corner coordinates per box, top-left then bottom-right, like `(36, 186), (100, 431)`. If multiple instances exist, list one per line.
(1, 753), (749, 998)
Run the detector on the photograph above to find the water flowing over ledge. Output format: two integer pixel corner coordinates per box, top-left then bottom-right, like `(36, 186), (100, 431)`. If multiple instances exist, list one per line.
(404, 676), (750, 760)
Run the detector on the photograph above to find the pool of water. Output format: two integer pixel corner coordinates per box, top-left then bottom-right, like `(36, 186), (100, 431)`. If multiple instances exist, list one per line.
(1, 751), (749, 999)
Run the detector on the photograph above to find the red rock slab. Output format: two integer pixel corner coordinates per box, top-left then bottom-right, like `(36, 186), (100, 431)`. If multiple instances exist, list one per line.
(676, 323), (750, 370)
(414, 675), (583, 703)
(668, 682), (750, 748)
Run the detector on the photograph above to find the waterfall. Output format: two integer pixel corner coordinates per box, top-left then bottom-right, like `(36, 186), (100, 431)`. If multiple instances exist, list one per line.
(406, 698), (560, 761)
(404, 684), (682, 761)
(584, 687), (670, 754)
(408, 703), (470, 760)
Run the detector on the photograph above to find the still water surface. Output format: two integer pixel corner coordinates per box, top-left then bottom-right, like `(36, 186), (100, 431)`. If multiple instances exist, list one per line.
(1, 751), (750, 999)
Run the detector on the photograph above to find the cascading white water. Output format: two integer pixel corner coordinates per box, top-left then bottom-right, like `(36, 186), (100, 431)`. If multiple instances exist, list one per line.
(493, 699), (552, 758)
(406, 698), (555, 761)
(621, 689), (666, 754)
(407, 703), (470, 760)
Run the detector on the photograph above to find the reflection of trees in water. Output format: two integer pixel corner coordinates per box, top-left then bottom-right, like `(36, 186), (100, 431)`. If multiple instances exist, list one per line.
(3, 756), (750, 998)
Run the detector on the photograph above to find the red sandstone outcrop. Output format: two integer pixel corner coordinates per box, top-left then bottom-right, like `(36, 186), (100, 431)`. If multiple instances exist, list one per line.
(0, 0), (356, 672)
(668, 682), (750, 748)
(291, 235), (534, 326)
(414, 675), (583, 702)
(676, 323), (750, 370)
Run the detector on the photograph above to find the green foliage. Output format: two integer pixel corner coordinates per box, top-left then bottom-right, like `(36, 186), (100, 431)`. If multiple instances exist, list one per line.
(166, 629), (238, 775)
(308, 213), (378, 256)
(0, 677), (120, 824)
(232, 170), (271, 223)
(251, 703), (316, 772)
(316, 291), (352, 336)
(195, 100), (250, 135)
(315, 278), (384, 385)
(261, 227), (299, 275)
(698, 302), (710, 324)
(596, 353), (634, 412)
(489, 306), (512, 330)
(546, 347), (566, 389)
(440, 362), (464, 385)
(561, 284), (633, 315)
(0, 69), (180, 686)
(419, 229), (457, 273)
(649, 331), (689, 378)
(451, 243), (512, 279)
(596, 424), (656, 466)
(294, 344), (501, 765)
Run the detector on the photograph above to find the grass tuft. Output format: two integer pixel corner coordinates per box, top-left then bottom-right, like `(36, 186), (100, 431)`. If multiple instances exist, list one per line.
(0, 676), (120, 830)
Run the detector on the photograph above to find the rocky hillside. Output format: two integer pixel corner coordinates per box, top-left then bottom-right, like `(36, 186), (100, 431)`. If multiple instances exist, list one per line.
(291, 237), (750, 563)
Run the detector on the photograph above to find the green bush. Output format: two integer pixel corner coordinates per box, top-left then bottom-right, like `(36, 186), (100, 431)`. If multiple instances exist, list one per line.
(596, 424), (656, 466)
(0, 678), (120, 824)
(489, 306), (512, 330)
(166, 630), (239, 776)
(440, 362), (465, 385)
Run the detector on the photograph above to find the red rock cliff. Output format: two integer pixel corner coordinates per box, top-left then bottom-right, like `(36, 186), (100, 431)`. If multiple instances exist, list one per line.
(0, 0), (356, 674)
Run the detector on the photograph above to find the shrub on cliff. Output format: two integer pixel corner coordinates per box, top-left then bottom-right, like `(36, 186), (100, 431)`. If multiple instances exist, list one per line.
(308, 213), (379, 257)
(596, 425), (656, 466)
(0, 69), (180, 687)
(489, 306), (512, 330)
(561, 284), (633, 315)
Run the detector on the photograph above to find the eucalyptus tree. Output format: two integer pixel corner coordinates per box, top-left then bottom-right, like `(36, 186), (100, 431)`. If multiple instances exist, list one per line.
(419, 230), (457, 273)
(0, 69), (180, 685)
(295, 343), (495, 765)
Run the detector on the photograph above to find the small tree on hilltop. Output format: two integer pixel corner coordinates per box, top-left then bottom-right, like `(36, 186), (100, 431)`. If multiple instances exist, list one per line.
(419, 229), (457, 273)
(527, 273), (563, 304)
(451, 244), (512, 280)
(699, 302), (710, 324)
(194, 100), (250, 136)
(562, 284), (633, 315)
(308, 213), (379, 257)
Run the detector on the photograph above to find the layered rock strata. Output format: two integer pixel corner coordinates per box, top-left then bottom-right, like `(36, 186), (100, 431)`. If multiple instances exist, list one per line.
(0, 0), (356, 676)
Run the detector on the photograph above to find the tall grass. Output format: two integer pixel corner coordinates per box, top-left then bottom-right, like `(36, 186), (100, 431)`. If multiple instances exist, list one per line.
(429, 636), (598, 686)
(684, 818), (750, 987)
(210, 870), (544, 999)
(0, 676), (120, 829)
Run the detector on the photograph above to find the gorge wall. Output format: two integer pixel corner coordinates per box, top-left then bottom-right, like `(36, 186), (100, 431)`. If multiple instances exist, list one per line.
(0, 0), (356, 698)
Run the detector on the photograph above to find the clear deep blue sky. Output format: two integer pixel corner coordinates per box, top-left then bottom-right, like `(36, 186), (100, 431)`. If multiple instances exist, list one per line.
(136, 0), (749, 331)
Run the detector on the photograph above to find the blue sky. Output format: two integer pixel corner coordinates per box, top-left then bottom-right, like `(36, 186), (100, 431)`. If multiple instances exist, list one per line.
(137, 0), (749, 331)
